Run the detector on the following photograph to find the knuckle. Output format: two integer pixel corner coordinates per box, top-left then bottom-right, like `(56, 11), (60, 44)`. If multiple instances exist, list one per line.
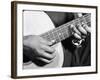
(52, 48), (55, 52)
(50, 54), (54, 59)
(37, 50), (44, 56)
(40, 44), (45, 49)
(50, 53), (56, 59)
(44, 40), (48, 44)
(48, 41), (52, 45)
(49, 47), (55, 52)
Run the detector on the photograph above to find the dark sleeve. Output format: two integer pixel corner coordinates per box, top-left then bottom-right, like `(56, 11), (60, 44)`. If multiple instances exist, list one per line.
(61, 13), (91, 67)
(62, 34), (91, 67)
(76, 35), (91, 66)
(23, 46), (35, 63)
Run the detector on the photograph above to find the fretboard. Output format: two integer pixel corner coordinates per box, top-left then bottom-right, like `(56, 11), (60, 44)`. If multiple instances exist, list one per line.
(40, 13), (91, 44)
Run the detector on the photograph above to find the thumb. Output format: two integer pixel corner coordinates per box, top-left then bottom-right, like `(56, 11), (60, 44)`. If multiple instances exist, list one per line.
(74, 13), (83, 18)
(77, 13), (83, 17)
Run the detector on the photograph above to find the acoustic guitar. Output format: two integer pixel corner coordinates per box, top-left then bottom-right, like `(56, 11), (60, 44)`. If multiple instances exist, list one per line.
(23, 11), (90, 69)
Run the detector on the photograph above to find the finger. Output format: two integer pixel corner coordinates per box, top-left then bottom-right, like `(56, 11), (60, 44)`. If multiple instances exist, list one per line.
(50, 40), (56, 45)
(41, 39), (53, 46)
(77, 25), (87, 35)
(77, 13), (83, 17)
(39, 51), (56, 60)
(74, 33), (81, 39)
(81, 22), (91, 33)
(70, 25), (75, 34)
(71, 25), (81, 36)
(37, 57), (53, 64)
(41, 45), (55, 53)
(85, 25), (91, 33)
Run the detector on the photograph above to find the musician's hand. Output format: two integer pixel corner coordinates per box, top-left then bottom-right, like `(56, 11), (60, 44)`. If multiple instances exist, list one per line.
(71, 13), (91, 39)
(23, 35), (56, 64)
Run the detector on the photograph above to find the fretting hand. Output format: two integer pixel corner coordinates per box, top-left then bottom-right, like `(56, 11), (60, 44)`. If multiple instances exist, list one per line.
(70, 13), (91, 46)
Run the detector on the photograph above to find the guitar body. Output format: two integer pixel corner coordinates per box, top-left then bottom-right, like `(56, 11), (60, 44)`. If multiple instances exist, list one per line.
(23, 11), (64, 69)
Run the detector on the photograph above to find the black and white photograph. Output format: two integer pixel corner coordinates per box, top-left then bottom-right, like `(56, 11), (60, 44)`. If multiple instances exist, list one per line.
(23, 11), (91, 69)
(11, 1), (97, 78)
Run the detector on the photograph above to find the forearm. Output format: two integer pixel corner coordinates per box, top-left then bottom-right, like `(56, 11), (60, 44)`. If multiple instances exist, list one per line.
(23, 35), (35, 62)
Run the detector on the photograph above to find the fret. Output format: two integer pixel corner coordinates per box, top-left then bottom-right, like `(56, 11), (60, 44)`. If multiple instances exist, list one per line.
(58, 28), (65, 40)
(63, 20), (74, 28)
(57, 25), (68, 40)
(60, 27), (68, 40)
(75, 18), (81, 26)
(57, 24), (72, 42)
(53, 29), (61, 42)
(63, 26), (71, 39)
(61, 26), (67, 40)
(40, 30), (53, 41)
(87, 22), (91, 27)
(85, 14), (91, 23)
(53, 29), (60, 43)
(80, 16), (87, 24)
(48, 30), (55, 41)
(45, 32), (51, 41)
(85, 14), (91, 27)
(59, 22), (72, 38)
(54, 26), (64, 42)
(57, 32), (64, 42)
(41, 31), (50, 41)
(40, 14), (91, 44)
(40, 32), (47, 40)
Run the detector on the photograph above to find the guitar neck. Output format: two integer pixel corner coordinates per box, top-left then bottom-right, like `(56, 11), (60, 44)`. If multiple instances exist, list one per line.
(40, 14), (91, 44)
